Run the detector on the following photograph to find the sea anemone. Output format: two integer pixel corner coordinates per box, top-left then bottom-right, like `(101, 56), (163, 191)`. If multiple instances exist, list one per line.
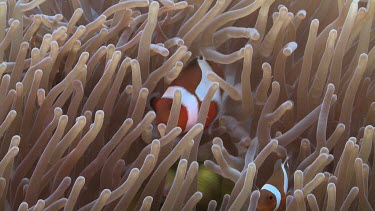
(0, 0), (374, 210)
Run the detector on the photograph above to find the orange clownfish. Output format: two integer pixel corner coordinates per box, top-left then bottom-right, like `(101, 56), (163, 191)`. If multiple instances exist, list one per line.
(152, 58), (222, 133)
(257, 159), (290, 211)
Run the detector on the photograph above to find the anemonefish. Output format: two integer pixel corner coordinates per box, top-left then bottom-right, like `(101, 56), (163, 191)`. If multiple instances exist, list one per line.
(257, 159), (290, 211)
(152, 58), (222, 133)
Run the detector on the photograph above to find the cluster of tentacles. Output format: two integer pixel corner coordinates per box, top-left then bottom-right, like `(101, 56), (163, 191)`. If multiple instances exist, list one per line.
(0, 0), (374, 210)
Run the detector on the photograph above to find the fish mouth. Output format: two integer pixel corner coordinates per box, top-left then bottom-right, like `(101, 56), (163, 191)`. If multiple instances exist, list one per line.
(256, 205), (275, 211)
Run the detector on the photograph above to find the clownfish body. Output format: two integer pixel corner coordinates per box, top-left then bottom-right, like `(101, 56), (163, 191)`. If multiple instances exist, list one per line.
(152, 58), (222, 133)
(257, 159), (289, 211)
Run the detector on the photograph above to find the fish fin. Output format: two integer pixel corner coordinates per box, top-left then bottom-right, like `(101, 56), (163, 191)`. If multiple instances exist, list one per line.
(273, 159), (283, 172)
(205, 102), (218, 128)
(206, 60), (225, 79)
(150, 97), (159, 110)
(277, 193), (290, 211)
(283, 157), (290, 167)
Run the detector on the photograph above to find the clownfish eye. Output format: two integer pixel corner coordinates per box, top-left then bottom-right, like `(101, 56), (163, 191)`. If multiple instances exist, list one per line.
(269, 195), (274, 200)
